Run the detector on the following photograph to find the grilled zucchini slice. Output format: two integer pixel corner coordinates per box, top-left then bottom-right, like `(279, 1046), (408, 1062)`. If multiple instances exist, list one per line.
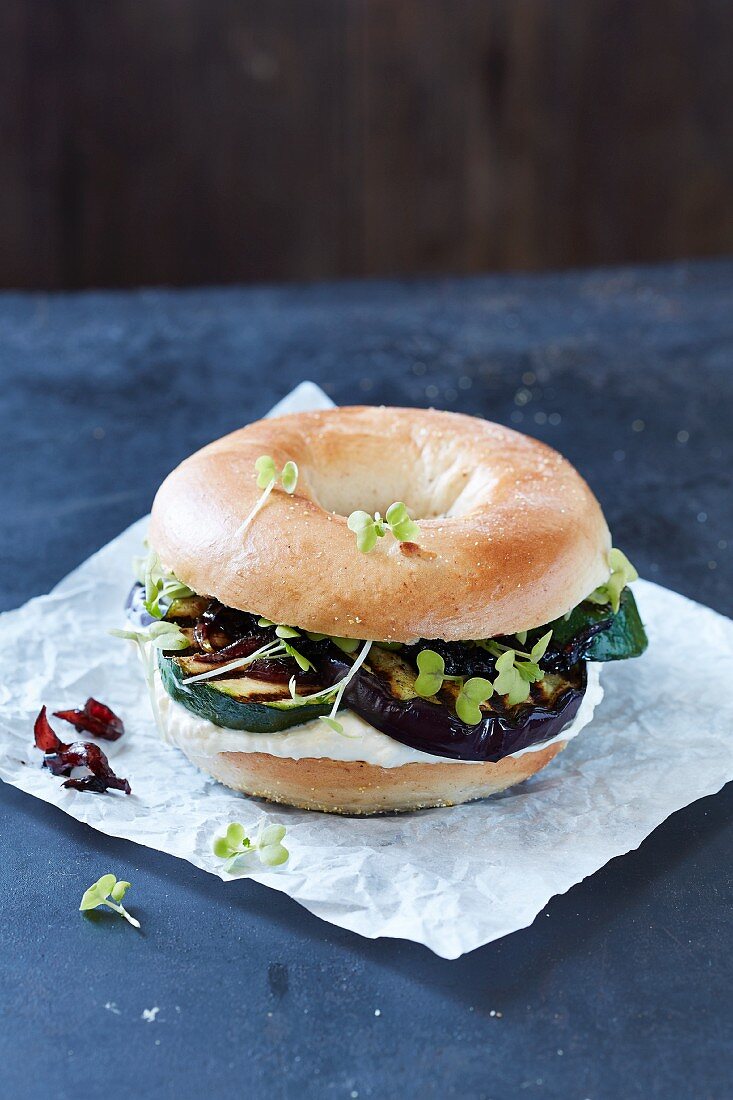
(159, 653), (334, 733)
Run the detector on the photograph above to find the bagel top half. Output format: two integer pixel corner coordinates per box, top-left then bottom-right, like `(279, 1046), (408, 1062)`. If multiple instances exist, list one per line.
(149, 406), (611, 642)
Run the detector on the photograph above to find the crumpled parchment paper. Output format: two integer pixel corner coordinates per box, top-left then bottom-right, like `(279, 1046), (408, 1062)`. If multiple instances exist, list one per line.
(1, 381), (731, 959)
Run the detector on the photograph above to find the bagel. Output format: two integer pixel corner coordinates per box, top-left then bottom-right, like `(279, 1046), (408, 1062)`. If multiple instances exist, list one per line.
(150, 406), (611, 642)
(135, 406), (646, 815)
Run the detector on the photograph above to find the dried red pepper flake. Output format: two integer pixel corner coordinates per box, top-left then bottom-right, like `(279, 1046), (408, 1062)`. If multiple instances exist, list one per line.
(53, 697), (125, 741)
(33, 706), (131, 795)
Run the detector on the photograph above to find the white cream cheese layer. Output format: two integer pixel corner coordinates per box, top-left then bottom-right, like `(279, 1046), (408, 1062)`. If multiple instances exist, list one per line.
(155, 663), (602, 768)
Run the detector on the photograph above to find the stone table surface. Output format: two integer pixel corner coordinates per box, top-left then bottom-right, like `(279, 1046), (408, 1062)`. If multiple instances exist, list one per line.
(1, 261), (731, 1100)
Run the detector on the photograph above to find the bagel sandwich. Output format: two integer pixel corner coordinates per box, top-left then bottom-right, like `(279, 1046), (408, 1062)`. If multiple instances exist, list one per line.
(122, 406), (648, 814)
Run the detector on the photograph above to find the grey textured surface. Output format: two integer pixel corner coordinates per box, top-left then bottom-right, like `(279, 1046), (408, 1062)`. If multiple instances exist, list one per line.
(0, 261), (731, 1099)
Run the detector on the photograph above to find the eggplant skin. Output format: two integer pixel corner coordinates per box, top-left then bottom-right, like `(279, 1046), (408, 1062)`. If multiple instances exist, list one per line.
(337, 659), (587, 763)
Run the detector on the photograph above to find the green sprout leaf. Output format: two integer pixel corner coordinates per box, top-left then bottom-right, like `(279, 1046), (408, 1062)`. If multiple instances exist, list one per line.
(492, 649), (532, 705)
(413, 649), (446, 697)
(258, 842), (289, 867)
(110, 879), (131, 903)
(506, 677), (532, 706)
(304, 631), (360, 654)
(281, 461), (299, 494)
(80, 874), (140, 928)
(255, 455), (278, 489)
(385, 502), (421, 542)
(135, 547), (194, 620)
(347, 502), (420, 553)
(347, 510), (383, 553)
(319, 715), (345, 734)
(274, 624), (300, 639)
(253, 454), (298, 495)
(530, 630), (553, 663)
(110, 620), (189, 652)
(282, 641), (313, 671)
(258, 618), (301, 640)
(587, 547), (639, 614)
(455, 677), (494, 725)
(212, 821), (289, 871)
(240, 455), (300, 536)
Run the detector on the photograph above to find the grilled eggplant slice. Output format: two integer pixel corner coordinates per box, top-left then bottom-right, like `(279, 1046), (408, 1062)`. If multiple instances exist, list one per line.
(316, 648), (588, 762)
(159, 653), (334, 733)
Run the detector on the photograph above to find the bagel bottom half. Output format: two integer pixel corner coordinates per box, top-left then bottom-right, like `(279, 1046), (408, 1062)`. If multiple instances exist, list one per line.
(179, 741), (567, 815)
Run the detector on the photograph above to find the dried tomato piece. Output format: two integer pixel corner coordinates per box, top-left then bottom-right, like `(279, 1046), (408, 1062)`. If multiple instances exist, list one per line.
(43, 740), (131, 795)
(53, 697), (125, 741)
(34, 707), (131, 795)
(62, 772), (131, 795)
(34, 706), (63, 753)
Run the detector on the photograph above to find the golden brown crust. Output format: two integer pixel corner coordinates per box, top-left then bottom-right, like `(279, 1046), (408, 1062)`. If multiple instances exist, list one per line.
(180, 741), (567, 814)
(150, 405), (610, 642)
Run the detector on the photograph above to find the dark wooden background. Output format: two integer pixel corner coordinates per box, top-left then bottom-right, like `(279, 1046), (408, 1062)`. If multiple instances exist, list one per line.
(3, 0), (733, 290)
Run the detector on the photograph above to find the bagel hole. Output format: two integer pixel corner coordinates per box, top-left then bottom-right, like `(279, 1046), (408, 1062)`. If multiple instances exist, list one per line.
(306, 458), (475, 521)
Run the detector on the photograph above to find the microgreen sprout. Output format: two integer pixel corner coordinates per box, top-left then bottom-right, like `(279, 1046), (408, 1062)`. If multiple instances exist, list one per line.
(480, 631), (553, 706)
(455, 678), (495, 725)
(257, 618), (299, 639)
(586, 548), (639, 613)
(110, 621), (189, 651)
(213, 821), (289, 871)
(318, 640), (373, 735)
(413, 649), (448, 697)
(305, 631), (360, 654)
(180, 639), (283, 684)
(134, 547), (194, 619)
(347, 502), (420, 553)
(413, 651), (496, 723)
(256, 620), (313, 670)
(239, 455), (299, 537)
(80, 874), (140, 928)
(413, 630), (553, 721)
(109, 620), (189, 736)
(282, 642), (313, 671)
(286, 640), (374, 735)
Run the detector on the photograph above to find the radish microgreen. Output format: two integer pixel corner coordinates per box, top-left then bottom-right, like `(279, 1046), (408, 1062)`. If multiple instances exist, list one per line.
(414, 651), (496, 722)
(455, 677), (495, 725)
(586, 548), (639, 613)
(179, 639), (282, 684)
(80, 874), (140, 928)
(347, 502), (420, 553)
(414, 630), (553, 720)
(134, 547), (194, 619)
(213, 821), (289, 870)
(305, 631), (360, 654)
(110, 620), (189, 736)
(318, 640), (373, 734)
(110, 620), (189, 651)
(239, 455), (299, 537)
(286, 640), (374, 735)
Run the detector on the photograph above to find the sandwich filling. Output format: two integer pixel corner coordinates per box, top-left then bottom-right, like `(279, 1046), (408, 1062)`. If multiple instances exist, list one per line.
(126, 562), (647, 764)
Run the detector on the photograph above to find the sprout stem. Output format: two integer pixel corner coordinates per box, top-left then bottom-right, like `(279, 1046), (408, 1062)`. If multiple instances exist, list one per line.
(181, 640), (284, 684)
(105, 900), (140, 928)
(237, 477), (276, 537)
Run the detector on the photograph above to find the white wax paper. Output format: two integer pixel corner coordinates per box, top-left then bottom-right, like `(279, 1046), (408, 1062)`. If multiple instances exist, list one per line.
(1, 382), (732, 959)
